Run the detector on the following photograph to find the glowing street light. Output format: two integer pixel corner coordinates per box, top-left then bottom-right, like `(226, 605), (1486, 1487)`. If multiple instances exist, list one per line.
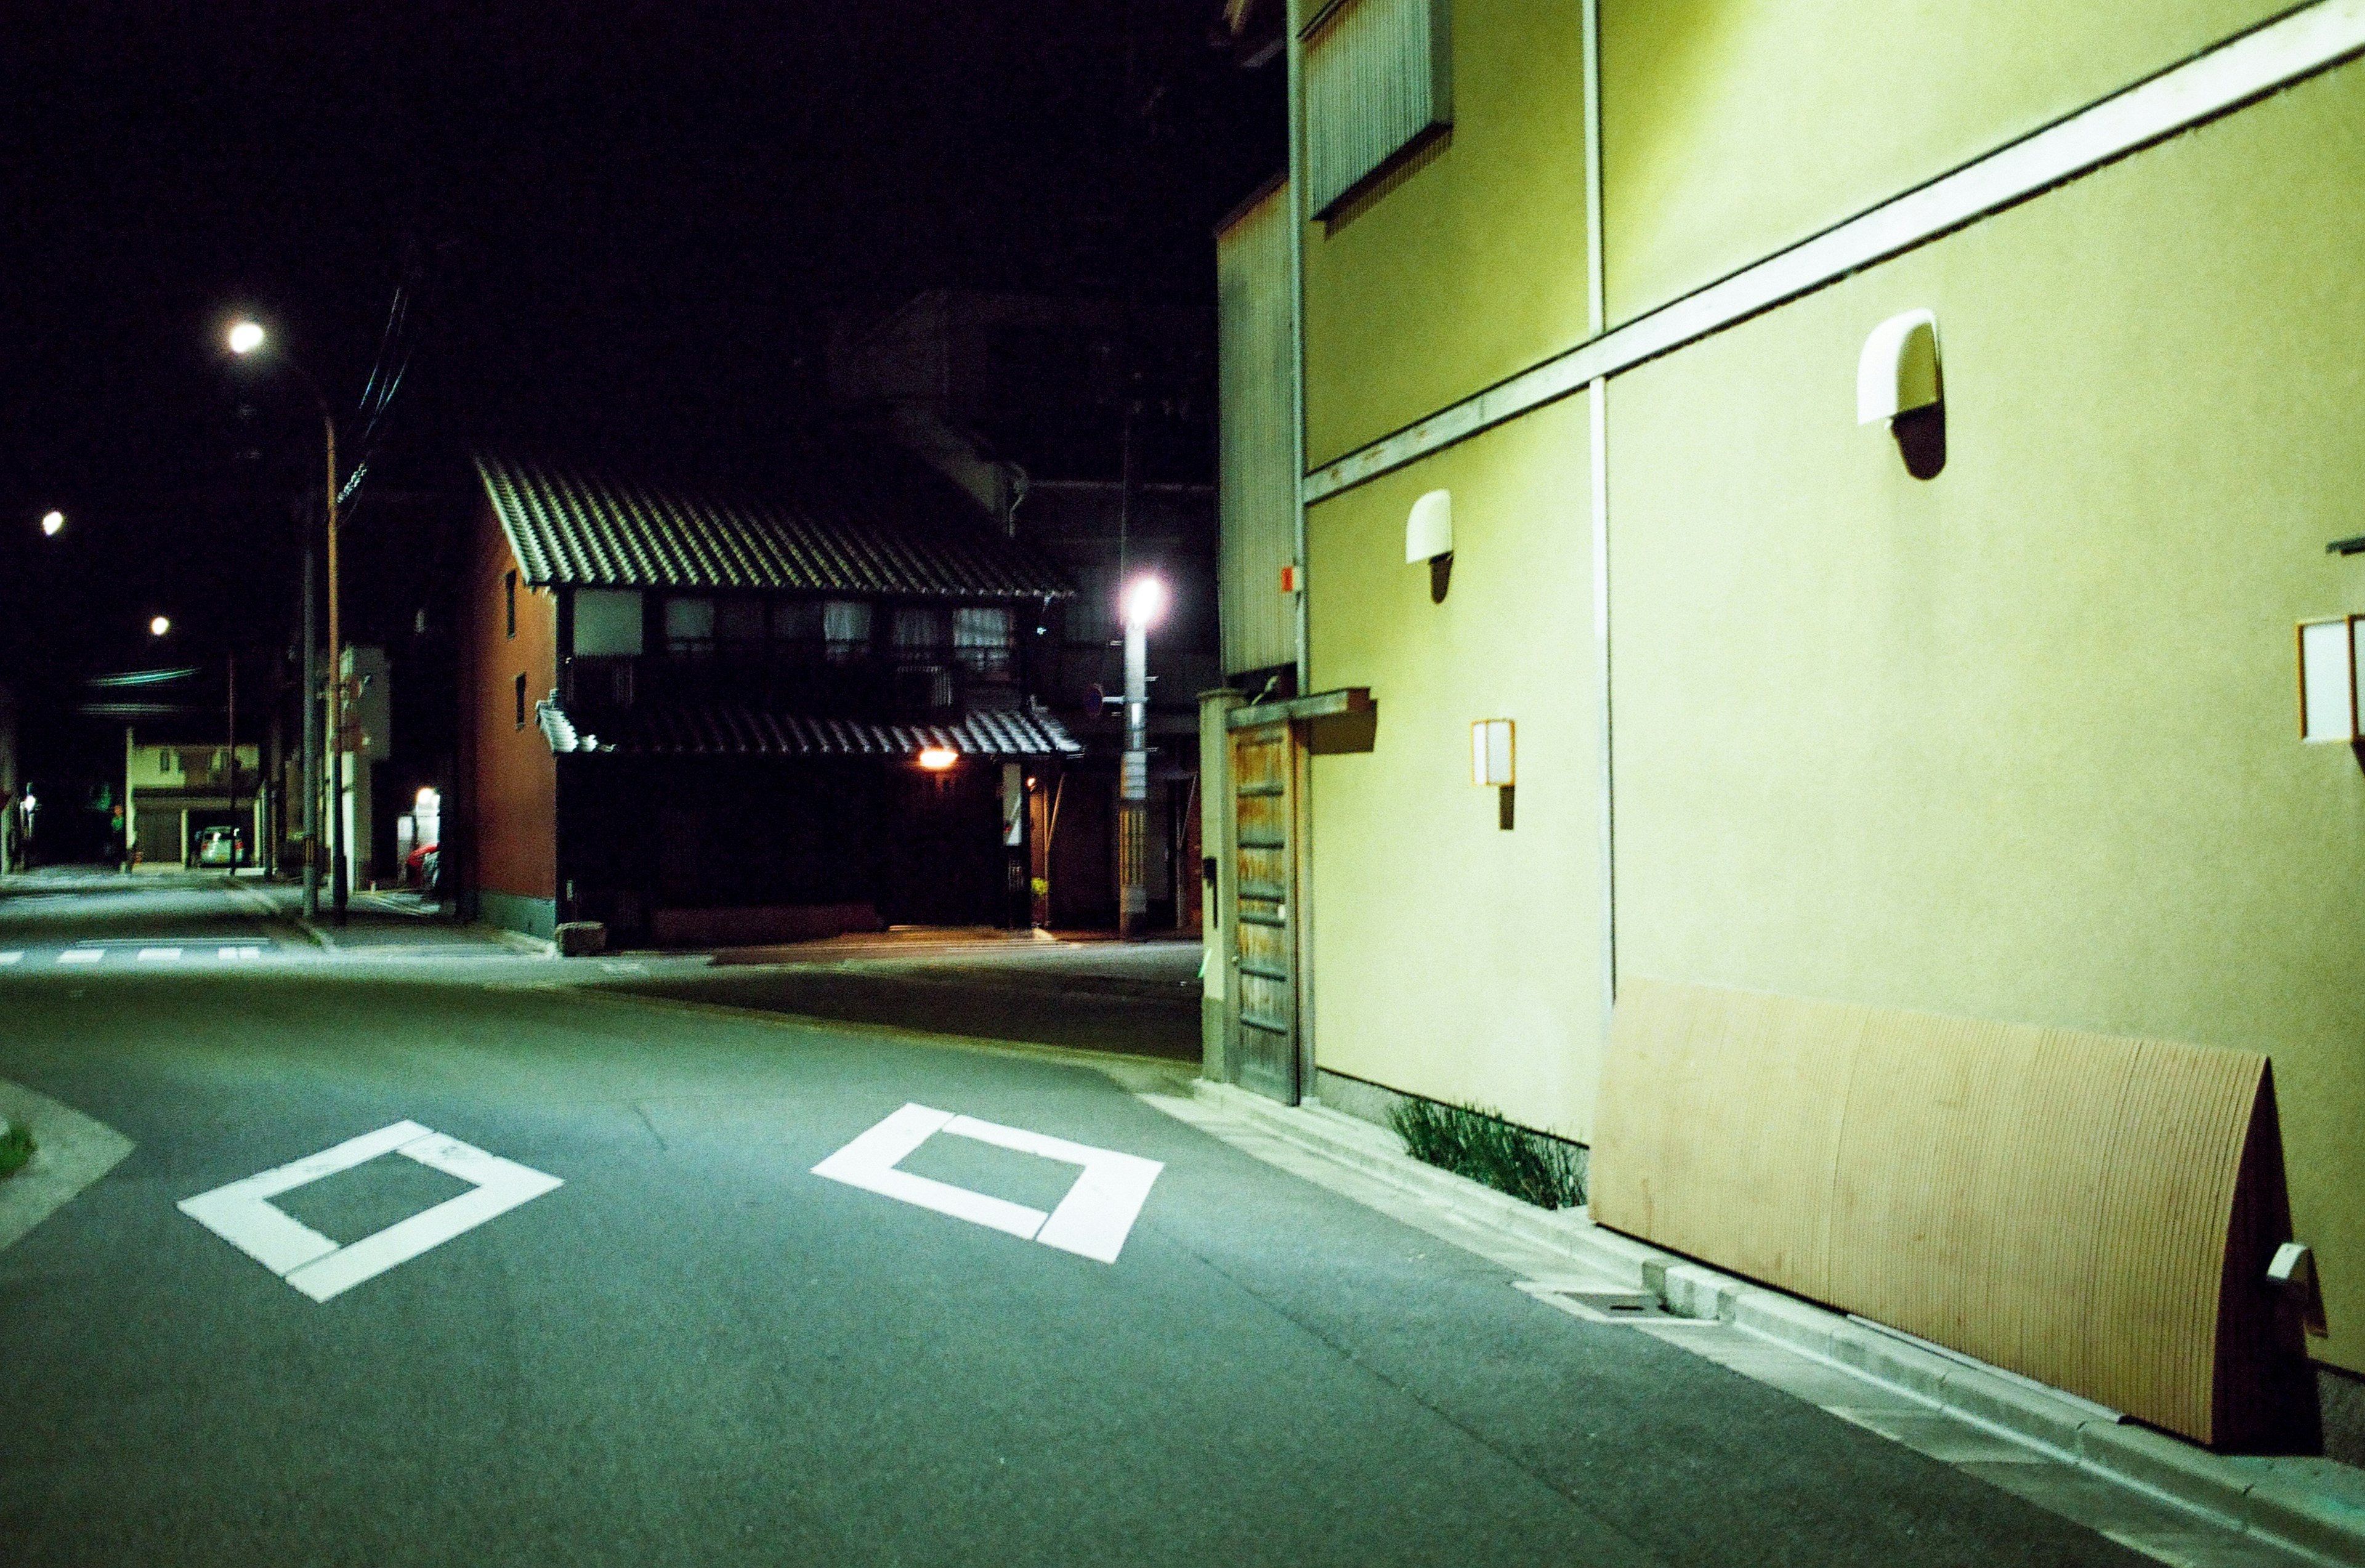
(39, 510), (63, 536)
(149, 615), (172, 637)
(1122, 575), (1168, 629)
(916, 746), (959, 771)
(225, 313), (343, 923)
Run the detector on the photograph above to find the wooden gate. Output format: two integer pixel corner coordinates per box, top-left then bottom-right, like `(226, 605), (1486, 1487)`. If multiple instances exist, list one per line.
(1227, 721), (1297, 1101)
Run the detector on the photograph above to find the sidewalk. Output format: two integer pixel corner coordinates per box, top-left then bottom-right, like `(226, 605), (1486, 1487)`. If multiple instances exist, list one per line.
(1154, 1080), (2365, 1568)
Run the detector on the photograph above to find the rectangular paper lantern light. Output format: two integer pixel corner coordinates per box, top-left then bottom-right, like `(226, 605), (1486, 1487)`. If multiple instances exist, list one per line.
(1471, 719), (1514, 786)
(2298, 616), (2363, 742)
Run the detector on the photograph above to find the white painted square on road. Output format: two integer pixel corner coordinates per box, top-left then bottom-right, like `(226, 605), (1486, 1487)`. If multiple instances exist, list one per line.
(0, 952), (20, 964)
(58, 948), (103, 965)
(177, 1121), (563, 1303)
(812, 1103), (1163, 1264)
(217, 946), (263, 961)
(137, 947), (183, 962)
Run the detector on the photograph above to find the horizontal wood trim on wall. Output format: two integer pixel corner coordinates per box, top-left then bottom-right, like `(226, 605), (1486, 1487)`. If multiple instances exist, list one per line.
(1303, 0), (2365, 503)
(1590, 978), (2308, 1448)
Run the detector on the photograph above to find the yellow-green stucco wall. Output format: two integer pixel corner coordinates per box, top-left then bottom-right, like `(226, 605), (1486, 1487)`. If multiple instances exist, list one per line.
(1304, 396), (1606, 1140)
(1604, 60), (2365, 1373)
(1598, 0), (2296, 321)
(1298, 0), (1590, 470)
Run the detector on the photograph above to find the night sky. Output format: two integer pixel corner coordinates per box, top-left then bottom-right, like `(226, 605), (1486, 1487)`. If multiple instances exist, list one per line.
(1, 2), (1283, 826)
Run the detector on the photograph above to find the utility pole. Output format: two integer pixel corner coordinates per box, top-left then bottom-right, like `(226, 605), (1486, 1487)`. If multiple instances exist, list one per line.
(325, 412), (347, 923)
(301, 533), (320, 921)
(224, 652), (236, 870)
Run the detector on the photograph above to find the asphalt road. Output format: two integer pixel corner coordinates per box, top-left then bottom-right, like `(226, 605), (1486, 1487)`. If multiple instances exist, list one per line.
(0, 873), (2150, 1566)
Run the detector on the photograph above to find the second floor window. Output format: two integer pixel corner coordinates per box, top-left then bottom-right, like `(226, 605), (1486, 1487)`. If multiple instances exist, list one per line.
(1304, 0), (1452, 219)
(823, 600), (871, 665)
(891, 607), (948, 666)
(953, 606), (1014, 681)
(664, 596), (716, 659)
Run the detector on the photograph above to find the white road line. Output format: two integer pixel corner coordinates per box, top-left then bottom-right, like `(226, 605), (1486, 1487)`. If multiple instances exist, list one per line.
(812, 1102), (1163, 1264)
(0, 952), (21, 965)
(217, 947), (263, 961)
(137, 947), (184, 962)
(177, 1121), (564, 1303)
(58, 949), (104, 965)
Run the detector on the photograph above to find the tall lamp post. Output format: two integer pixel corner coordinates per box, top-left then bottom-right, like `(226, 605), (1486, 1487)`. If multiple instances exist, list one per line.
(1117, 575), (1166, 942)
(228, 319), (345, 923)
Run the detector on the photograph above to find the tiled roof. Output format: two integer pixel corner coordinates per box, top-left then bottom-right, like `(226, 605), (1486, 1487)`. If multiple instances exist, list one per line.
(540, 701), (1081, 759)
(475, 451), (1072, 600)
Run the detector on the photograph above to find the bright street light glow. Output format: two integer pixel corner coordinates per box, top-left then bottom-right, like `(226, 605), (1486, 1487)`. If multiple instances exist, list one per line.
(1121, 575), (1168, 629)
(916, 746), (958, 771)
(149, 615), (171, 637)
(39, 510), (63, 536)
(227, 320), (266, 355)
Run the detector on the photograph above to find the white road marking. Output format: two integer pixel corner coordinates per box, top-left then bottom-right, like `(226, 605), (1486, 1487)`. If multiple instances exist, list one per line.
(812, 1103), (1163, 1264)
(597, 960), (647, 974)
(177, 1121), (563, 1303)
(217, 947), (263, 961)
(0, 952), (20, 965)
(137, 947), (184, 962)
(58, 949), (103, 965)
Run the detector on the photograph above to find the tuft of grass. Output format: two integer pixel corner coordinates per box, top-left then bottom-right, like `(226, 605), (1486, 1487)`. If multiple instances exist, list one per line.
(0, 1118), (32, 1180)
(1388, 1097), (1587, 1211)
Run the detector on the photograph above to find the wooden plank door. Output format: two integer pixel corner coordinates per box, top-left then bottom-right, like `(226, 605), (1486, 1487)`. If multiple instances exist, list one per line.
(1228, 721), (1297, 1102)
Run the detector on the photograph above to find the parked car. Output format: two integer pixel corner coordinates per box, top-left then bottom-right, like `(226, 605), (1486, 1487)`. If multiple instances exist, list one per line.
(193, 826), (243, 867)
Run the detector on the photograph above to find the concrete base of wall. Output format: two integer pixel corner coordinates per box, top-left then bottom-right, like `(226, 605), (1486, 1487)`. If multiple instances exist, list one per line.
(649, 903), (881, 948)
(477, 889), (557, 940)
(2323, 1366), (2365, 1467)
(1200, 996), (1227, 1083)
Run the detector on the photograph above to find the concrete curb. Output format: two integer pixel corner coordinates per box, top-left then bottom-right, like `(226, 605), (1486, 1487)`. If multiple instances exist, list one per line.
(1189, 1078), (2365, 1567)
(0, 1079), (134, 1256)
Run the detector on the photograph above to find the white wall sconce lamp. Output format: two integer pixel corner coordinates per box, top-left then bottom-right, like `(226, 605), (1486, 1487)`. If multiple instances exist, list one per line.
(2298, 615), (2364, 744)
(1859, 309), (1946, 479)
(1408, 488), (1453, 602)
(2268, 1241), (2328, 1338)
(1472, 717), (1514, 829)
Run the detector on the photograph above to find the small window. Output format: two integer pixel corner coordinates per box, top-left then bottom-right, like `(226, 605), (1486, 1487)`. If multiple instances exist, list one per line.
(823, 600), (873, 665)
(953, 605), (1014, 681)
(664, 596), (716, 659)
(573, 589), (644, 657)
(514, 673), (527, 729)
(891, 607), (949, 665)
(505, 570), (518, 638)
(716, 600), (767, 646)
(1303, 0), (1452, 219)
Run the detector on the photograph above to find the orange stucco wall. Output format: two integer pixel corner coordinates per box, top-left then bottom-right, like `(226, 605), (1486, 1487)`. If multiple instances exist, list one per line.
(466, 498), (557, 904)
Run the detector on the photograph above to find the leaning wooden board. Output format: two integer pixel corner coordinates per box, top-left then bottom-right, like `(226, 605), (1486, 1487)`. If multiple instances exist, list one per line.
(1591, 977), (2310, 1448)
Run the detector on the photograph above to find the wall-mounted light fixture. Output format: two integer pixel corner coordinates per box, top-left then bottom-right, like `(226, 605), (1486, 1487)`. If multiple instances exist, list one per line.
(1472, 717), (1514, 830)
(917, 746), (958, 771)
(1859, 309), (1946, 479)
(2298, 616), (2363, 743)
(1408, 489), (1453, 602)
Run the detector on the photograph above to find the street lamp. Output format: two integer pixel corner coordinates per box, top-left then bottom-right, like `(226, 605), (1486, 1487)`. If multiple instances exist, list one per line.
(228, 316), (344, 923)
(39, 510), (63, 536)
(1117, 573), (1167, 942)
(149, 615), (172, 637)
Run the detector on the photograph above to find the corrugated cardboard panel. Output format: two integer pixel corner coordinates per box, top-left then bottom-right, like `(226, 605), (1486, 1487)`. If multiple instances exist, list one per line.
(1593, 979), (2276, 1445)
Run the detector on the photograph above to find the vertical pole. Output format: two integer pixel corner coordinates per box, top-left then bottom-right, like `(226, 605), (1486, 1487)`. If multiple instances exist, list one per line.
(324, 409), (347, 923)
(301, 533), (320, 921)
(225, 653), (237, 871)
(123, 726), (135, 871)
(1118, 614), (1149, 940)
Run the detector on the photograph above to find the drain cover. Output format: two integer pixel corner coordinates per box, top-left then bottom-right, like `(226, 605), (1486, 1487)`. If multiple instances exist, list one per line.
(1514, 1279), (1715, 1325)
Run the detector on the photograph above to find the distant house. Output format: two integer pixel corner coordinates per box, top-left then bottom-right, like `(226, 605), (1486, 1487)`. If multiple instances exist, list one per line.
(458, 448), (1077, 945)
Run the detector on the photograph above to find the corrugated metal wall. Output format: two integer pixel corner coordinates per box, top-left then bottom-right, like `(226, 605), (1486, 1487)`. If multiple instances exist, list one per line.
(1303, 0), (1452, 217)
(1216, 180), (1298, 681)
